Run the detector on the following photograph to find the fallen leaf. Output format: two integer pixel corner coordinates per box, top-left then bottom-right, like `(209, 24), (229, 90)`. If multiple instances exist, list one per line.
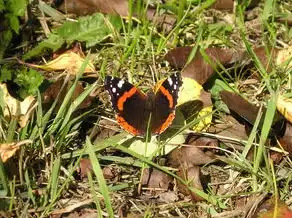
(277, 96), (292, 123)
(167, 137), (217, 168)
(0, 83), (36, 127)
(22, 50), (95, 75)
(165, 47), (243, 85)
(42, 79), (93, 110)
(141, 168), (172, 192)
(56, 0), (176, 31)
(78, 158), (93, 179)
(176, 166), (207, 202)
(276, 45), (292, 68)
(279, 122), (292, 156)
(128, 134), (184, 157)
(177, 77), (213, 131)
(210, 0), (234, 11)
(211, 0), (260, 11)
(252, 197), (292, 218)
(219, 91), (285, 136)
(209, 115), (249, 142)
(0, 140), (32, 163)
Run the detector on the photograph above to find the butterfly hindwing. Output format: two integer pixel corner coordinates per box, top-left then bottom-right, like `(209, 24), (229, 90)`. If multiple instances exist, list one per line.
(104, 73), (182, 136)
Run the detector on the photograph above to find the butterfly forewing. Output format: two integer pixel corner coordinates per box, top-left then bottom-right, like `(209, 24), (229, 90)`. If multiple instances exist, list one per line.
(152, 73), (182, 134)
(104, 76), (148, 135)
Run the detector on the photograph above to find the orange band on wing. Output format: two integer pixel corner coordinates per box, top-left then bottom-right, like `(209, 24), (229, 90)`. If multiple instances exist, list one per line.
(117, 87), (137, 111)
(159, 86), (173, 108)
(155, 112), (175, 134)
(117, 115), (140, 136)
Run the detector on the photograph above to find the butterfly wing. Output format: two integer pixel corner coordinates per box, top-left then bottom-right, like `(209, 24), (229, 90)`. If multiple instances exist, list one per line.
(151, 73), (182, 134)
(104, 76), (148, 136)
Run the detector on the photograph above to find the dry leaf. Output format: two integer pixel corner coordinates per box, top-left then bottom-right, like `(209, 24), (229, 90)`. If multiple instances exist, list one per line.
(276, 46), (292, 68)
(141, 168), (172, 192)
(167, 137), (217, 168)
(176, 166), (206, 202)
(252, 197), (292, 218)
(78, 158), (93, 179)
(277, 95), (292, 123)
(0, 140), (32, 162)
(23, 51), (95, 75)
(42, 79), (93, 110)
(0, 83), (36, 127)
(56, 0), (176, 31)
(165, 47), (243, 85)
(177, 77), (213, 131)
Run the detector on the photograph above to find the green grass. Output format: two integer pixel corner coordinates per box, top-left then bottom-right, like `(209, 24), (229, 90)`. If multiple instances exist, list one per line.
(0, 0), (291, 217)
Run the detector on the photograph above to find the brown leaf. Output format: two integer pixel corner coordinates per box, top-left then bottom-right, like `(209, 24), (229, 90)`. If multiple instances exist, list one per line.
(78, 158), (93, 178)
(176, 166), (206, 202)
(141, 168), (172, 192)
(210, 0), (234, 11)
(209, 115), (248, 142)
(167, 137), (217, 168)
(165, 47), (243, 85)
(56, 0), (176, 31)
(42, 79), (93, 110)
(219, 91), (285, 136)
(211, 0), (260, 11)
(57, 0), (129, 17)
(102, 165), (120, 181)
(279, 122), (292, 156)
(220, 90), (262, 126)
(0, 140), (32, 163)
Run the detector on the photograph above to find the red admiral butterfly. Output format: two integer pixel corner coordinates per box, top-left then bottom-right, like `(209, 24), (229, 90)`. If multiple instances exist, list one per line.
(104, 73), (183, 136)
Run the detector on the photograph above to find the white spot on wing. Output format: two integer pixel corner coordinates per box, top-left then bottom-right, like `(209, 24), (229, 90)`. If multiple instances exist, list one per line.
(112, 87), (116, 93)
(174, 84), (177, 90)
(168, 78), (173, 86)
(117, 80), (125, 88)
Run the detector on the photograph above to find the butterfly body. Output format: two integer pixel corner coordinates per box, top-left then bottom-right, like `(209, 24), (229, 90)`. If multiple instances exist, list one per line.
(104, 73), (182, 136)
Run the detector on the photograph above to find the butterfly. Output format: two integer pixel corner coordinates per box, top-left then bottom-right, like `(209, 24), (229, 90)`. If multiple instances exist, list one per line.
(104, 73), (182, 136)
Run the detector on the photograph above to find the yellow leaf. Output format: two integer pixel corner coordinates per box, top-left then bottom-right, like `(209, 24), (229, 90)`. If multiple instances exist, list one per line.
(0, 83), (36, 127)
(276, 46), (292, 68)
(24, 51), (95, 75)
(177, 77), (212, 131)
(277, 95), (292, 123)
(0, 140), (32, 162)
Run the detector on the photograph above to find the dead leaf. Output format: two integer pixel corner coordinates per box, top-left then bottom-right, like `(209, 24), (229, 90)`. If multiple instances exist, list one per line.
(56, 0), (176, 31)
(279, 122), (292, 156)
(78, 158), (93, 178)
(141, 168), (172, 192)
(42, 79), (93, 110)
(211, 0), (260, 11)
(277, 95), (292, 123)
(209, 115), (249, 142)
(165, 47), (243, 85)
(22, 50), (95, 75)
(177, 77), (213, 131)
(220, 91), (286, 136)
(176, 166), (206, 202)
(252, 197), (292, 218)
(276, 45), (292, 68)
(0, 140), (32, 162)
(210, 0), (234, 11)
(167, 137), (217, 168)
(0, 83), (36, 127)
(102, 165), (120, 181)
